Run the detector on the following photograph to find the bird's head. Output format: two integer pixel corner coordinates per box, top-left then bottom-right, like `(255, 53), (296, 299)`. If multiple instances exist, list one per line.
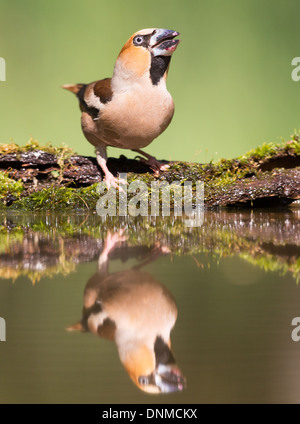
(112, 28), (181, 89)
(122, 336), (186, 394)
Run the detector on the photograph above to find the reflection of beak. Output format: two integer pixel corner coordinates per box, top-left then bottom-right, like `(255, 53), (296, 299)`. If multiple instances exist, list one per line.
(150, 29), (181, 57)
(154, 363), (186, 393)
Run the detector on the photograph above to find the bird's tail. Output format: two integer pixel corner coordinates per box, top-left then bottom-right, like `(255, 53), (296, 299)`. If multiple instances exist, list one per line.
(61, 83), (85, 95)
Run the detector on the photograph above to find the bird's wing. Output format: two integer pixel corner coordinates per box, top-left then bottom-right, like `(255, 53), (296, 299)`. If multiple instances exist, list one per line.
(63, 78), (113, 121)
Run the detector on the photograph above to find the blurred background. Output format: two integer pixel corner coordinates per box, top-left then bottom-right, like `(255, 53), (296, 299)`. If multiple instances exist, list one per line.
(0, 0), (300, 163)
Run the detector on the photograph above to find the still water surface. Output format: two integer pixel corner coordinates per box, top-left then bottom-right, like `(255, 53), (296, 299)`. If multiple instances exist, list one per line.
(0, 208), (300, 404)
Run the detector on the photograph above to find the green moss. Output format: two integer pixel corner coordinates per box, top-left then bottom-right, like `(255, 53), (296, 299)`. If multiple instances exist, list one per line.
(239, 131), (300, 161)
(0, 212), (299, 283)
(0, 133), (299, 209)
(0, 172), (24, 205)
(11, 184), (99, 211)
(0, 137), (74, 157)
(241, 142), (280, 160)
(0, 230), (24, 254)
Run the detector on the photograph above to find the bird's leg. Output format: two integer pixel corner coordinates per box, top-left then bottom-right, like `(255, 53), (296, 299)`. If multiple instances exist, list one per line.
(96, 145), (128, 191)
(82, 229), (127, 310)
(132, 243), (170, 271)
(132, 149), (170, 175)
(98, 229), (128, 272)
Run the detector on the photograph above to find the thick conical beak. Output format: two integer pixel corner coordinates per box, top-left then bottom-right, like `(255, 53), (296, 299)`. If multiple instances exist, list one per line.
(150, 29), (181, 57)
(153, 363), (186, 393)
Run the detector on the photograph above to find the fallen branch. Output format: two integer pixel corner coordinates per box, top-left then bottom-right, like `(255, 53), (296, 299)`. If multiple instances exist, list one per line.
(0, 136), (299, 208)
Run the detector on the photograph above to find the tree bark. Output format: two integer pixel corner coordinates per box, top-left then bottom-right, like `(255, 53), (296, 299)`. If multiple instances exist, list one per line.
(0, 145), (299, 208)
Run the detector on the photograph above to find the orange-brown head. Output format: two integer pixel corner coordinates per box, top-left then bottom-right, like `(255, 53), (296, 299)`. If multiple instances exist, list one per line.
(113, 28), (181, 87)
(121, 336), (186, 394)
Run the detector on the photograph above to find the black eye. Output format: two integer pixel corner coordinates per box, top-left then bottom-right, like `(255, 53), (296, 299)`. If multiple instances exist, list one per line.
(133, 35), (144, 46)
(138, 376), (149, 385)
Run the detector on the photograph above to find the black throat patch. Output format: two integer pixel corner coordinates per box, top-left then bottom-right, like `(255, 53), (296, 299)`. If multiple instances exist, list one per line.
(154, 335), (176, 365)
(150, 56), (171, 86)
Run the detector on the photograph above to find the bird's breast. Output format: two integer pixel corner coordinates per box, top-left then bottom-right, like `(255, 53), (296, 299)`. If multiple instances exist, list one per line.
(98, 84), (175, 149)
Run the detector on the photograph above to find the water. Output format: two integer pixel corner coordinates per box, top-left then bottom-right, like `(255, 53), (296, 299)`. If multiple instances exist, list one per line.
(0, 208), (299, 404)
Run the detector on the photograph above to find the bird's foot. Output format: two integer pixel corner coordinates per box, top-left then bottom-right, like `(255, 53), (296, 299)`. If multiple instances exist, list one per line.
(135, 156), (170, 175)
(105, 229), (127, 252)
(154, 242), (171, 255)
(98, 228), (128, 269)
(104, 172), (128, 193)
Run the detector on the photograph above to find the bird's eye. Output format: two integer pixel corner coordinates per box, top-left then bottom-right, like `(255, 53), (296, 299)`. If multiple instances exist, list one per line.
(138, 376), (149, 386)
(133, 35), (144, 45)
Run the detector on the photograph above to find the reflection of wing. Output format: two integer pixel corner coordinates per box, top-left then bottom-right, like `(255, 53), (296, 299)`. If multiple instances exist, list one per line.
(68, 269), (185, 393)
(86, 270), (177, 336)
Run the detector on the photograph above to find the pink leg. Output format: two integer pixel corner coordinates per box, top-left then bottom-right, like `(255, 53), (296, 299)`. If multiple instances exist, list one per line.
(96, 145), (127, 191)
(132, 149), (170, 174)
(98, 229), (127, 270)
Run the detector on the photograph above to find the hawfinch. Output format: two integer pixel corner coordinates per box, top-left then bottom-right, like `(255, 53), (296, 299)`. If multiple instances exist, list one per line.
(67, 230), (186, 394)
(63, 28), (180, 189)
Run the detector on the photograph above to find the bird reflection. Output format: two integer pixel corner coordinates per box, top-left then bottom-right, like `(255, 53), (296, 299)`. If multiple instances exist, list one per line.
(67, 229), (186, 394)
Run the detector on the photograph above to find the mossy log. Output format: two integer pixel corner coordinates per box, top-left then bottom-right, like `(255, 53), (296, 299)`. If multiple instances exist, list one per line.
(0, 209), (299, 283)
(0, 136), (299, 209)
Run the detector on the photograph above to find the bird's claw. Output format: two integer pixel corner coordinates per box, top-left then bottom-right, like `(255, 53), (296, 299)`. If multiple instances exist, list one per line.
(135, 156), (170, 175)
(105, 229), (128, 251)
(105, 173), (128, 193)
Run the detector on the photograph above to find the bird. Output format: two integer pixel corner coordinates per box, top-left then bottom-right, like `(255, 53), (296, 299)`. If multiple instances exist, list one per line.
(67, 230), (186, 394)
(62, 28), (181, 190)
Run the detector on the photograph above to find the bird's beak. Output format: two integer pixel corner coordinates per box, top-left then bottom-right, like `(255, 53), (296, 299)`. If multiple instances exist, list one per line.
(153, 363), (186, 393)
(150, 29), (181, 57)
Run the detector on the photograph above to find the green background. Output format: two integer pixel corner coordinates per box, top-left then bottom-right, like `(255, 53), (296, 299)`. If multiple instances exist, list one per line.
(0, 0), (300, 163)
